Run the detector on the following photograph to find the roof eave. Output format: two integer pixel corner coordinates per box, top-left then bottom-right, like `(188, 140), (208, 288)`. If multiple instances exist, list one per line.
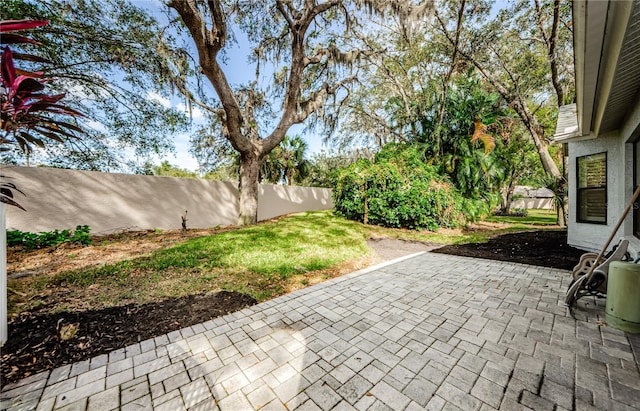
(591, 1), (634, 136)
(572, 1), (634, 139)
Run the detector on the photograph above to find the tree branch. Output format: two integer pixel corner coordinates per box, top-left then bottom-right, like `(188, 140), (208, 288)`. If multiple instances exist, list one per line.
(434, 7), (561, 178)
(169, 0), (250, 153)
(275, 0), (294, 29)
(264, 0), (342, 153)
(435, 0), (466, 153)
(533, 0), (550, 50)
(533, 0), (563, 105)
(549, 1), (563, 105)
(294, 76), (357, 124)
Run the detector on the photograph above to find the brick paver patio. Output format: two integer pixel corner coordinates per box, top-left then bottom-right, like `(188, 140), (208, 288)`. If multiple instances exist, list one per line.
(2, 252), (639, 410)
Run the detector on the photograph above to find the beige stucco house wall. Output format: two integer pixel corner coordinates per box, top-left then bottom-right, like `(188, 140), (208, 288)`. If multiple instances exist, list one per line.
(564, 133), (629, 252)
(555, 1), (640, 253)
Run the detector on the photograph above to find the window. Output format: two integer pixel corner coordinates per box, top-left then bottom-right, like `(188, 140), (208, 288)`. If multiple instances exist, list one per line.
(577, 152), (607, 224)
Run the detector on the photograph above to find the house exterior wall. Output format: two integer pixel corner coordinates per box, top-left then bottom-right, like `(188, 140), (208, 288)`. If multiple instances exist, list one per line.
(3, 166), (334, 234)
(566, 116), (640, 254)
(567, 132), (633, 252)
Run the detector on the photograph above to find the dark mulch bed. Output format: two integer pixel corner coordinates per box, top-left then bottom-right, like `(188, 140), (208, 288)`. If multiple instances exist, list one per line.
(432, 229), (585, 270)
(1, 291), (256, 384)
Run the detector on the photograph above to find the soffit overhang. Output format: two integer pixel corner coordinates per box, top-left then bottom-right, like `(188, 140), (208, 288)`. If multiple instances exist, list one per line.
(556, 0), (640, 143)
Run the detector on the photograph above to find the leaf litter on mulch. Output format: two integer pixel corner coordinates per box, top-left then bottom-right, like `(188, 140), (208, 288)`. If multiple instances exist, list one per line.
(2, 291), (256, 384)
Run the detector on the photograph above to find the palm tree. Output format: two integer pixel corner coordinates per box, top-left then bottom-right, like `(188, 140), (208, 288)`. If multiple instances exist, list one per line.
(261, 135), (310, 185)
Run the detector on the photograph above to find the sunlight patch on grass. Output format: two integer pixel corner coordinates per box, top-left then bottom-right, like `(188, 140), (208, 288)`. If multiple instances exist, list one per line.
(486, 208), (557, 225)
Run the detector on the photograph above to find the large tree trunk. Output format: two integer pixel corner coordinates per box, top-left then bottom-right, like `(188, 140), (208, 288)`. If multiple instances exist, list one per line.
(500, 99), (567, 228)
(169, 0), (327, 226)
(501, 182), (517, 214)
(238, 153), (261, 226)
(559, 143), (569, 227)
(527, 124), (568, 228)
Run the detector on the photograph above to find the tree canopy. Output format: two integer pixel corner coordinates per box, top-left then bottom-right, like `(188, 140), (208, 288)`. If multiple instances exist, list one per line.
(164, 0), (436, 224)
(2, 0), (573, 228)
(1, 0), (189, 171)
(338, 0), (572, 224)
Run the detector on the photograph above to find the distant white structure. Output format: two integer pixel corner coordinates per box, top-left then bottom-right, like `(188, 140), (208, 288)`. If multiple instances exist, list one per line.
(510, 186), (554, 210)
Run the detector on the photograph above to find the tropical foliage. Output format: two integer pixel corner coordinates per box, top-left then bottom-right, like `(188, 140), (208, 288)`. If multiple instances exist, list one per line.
(164, 0), (436, 225)
(0, 1), (573, 228)
(333, 144), (494, 231)
(1, 18), (83, 208)
(337, 0), (571, 225)
(1, 21), (83, 154)
(149, 161), (198, 179)
(1, 0), (188, 171)
(300, 148), (374, 188)
(7, 225), (91, 250)
(261, 136), (310, 185)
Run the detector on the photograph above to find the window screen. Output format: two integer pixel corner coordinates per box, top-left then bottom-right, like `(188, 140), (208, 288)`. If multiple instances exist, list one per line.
(577, 153), (607, 224)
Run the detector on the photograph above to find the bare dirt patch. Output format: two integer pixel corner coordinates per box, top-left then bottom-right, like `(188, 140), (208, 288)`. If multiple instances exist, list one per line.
(7, 228), (230, 279)
(367, 237), (440, 260)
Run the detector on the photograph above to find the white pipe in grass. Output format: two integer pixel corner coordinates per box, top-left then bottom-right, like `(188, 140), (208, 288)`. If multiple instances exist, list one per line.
(1, 203), (6, 346)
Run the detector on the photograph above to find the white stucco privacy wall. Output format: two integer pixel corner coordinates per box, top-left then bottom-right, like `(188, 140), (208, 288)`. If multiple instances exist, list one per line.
(2, 166), (333, 234)
(258, 184), (333, 221)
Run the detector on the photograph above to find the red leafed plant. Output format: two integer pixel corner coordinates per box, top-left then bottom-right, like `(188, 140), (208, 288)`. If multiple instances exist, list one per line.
(1, 19), (83, 209)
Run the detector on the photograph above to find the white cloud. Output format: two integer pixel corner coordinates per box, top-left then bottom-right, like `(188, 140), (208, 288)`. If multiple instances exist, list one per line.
(171, 151), (200, 172)
(146, 91), (171, 108)
(171, 133), (200, 171)
(82, 119), (107, 132)
(177, 102), (205, 121)
(145, 93), (206, 122)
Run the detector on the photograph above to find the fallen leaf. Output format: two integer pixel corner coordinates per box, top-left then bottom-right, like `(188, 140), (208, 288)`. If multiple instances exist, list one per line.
(59, 323), (79, 341)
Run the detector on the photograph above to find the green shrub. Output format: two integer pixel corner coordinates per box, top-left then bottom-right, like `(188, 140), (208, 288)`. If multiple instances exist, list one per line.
(333, 144), (467, 230)
(492, 208), (528, 217)
(461, 192), (501, 222)
(7, 225), (92, 250)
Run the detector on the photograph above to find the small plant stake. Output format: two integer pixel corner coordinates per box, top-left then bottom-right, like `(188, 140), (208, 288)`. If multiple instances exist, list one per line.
(181, 210), (188, 231)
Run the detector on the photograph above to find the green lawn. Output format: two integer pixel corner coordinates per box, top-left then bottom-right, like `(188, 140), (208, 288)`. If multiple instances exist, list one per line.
(9, 210), (560, 316)
(485, 208), (557, 225)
